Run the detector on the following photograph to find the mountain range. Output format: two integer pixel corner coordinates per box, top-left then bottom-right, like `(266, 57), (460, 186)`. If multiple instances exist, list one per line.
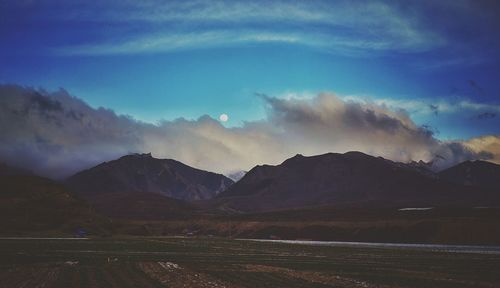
(1, 151), (499, 242)
(215, 152), (499, 212)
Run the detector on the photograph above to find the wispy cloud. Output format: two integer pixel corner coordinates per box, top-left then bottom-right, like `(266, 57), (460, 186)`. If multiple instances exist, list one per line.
(4, 0), (499, 68)
(341, 95), (500, 116)
(49, 0), (443, 56)
(56, 30), (304, 56)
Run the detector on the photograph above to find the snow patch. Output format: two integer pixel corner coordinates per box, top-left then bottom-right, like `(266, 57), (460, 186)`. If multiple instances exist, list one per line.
(158, 261), (181, 271)
(64, 261), (79, 266)
(398, 207), (434, 211)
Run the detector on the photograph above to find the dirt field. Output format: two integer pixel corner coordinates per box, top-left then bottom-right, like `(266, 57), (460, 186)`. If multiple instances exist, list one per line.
(1, 237), (499, 288)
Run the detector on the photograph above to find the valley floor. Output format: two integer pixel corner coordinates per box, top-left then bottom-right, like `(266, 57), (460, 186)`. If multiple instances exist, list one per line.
(1, 237), (499, 288)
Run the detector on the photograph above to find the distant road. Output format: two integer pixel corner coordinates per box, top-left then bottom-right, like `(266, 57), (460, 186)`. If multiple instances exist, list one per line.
(3, 237), (500, 255)
(244, 239), (500, 255)
(0, 237), (88, 240)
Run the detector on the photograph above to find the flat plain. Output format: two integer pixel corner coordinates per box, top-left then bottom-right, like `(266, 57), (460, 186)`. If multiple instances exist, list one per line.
(1, 237), (499, 288)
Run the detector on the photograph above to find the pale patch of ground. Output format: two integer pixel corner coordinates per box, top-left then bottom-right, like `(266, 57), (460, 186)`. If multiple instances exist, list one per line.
(138, 262), (238, 288)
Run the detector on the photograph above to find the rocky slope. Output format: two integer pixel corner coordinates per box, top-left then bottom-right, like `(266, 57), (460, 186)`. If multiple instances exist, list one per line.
(66, 153), (234, 201)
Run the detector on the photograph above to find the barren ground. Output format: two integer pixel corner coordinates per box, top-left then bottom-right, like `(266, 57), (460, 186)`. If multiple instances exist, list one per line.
(0, 237), (499, 288)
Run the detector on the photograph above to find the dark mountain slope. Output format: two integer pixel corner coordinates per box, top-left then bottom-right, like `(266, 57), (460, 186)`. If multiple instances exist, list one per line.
(0, 175), (109, 235)
(216, 152), (495, 212)
(439, 160), (500, 191)
(0, 162), (33, 176)
(88, 192), (198, 220)
(66, 153), (234, 201)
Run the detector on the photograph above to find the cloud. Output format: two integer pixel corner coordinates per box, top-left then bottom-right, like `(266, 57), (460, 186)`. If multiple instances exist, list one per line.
(462, 135), (500, 164)
(428, 104), (439, 116)
(0, 85), (145, 178)
(50, 0), (442, 56)
(5, 0), (500, 69)
(336, 94), (500, 140)
(257, 93), (499, 169)
(1, 85), (498, 179)
(56, 30), (304, 56)
(477, 112), (497, 120)
(357, 97), (500, 116)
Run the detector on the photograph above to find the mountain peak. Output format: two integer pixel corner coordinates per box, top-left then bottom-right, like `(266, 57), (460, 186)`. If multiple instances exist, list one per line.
(439, 159), (499, 189)
(137, 152), (153, 158)
(216, 151), (495, 212)
(66, 154), (234, 201)
(343, 151), (370, 157)
(281, 153), (305, 164)
(121, 152), (153, 160)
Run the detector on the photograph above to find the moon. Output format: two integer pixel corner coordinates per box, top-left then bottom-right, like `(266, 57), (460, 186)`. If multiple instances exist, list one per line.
(219, 113), (229, 122)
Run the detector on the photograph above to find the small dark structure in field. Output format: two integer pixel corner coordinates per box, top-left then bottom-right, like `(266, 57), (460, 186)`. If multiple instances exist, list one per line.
(75, 228), (88, 238)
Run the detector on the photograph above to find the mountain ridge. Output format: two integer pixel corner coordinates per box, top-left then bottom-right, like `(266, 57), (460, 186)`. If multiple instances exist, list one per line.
(66, 153), (234, 201)
(215, 151), (499, 212)
(439, 159), (500, 191)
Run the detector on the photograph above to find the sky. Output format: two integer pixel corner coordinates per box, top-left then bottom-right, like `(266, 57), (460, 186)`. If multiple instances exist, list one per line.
(0, 0), (500, 178)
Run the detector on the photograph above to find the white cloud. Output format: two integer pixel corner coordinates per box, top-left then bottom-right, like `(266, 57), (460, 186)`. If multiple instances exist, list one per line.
(0, 85), (497, 178)
(463, 135), (500, 164)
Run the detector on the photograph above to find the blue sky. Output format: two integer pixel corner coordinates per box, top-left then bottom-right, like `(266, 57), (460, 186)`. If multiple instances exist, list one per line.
(1, 0), (499, 141)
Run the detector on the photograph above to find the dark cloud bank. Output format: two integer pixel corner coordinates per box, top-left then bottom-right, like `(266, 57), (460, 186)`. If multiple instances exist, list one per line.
(0, 85), (498, 179)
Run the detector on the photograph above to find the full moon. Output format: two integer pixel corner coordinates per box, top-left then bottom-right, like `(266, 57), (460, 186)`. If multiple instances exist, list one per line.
(219, 113), (229, 122)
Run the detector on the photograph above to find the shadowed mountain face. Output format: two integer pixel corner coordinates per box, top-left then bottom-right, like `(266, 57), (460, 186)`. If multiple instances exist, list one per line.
(439, 160), (500, 191)
(0, 162), (33, 177)
(216, 152), (498, 212)
(88, 192), (198, 220)
(66, 153), (234, 201)
(0, 175), (109, 235)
